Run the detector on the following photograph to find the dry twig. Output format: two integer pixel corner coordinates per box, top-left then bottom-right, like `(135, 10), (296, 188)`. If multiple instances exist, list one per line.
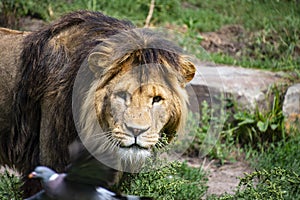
(144, 0), (155, 28)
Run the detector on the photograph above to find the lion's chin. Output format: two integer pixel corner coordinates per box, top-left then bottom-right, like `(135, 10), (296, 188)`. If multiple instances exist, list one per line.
(117, 146), (152, 173)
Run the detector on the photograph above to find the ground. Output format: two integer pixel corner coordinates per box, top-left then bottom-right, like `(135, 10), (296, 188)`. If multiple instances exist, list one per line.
(200, 25), (246, 57)
(183, 156), (252, 197)
(205, 161), (252, 196)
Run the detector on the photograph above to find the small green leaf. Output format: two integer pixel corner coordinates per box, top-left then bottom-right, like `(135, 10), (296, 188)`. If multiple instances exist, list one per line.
(270, 124), (278, 130)
(238, 118), (255, 126)
(257, 121), (268, 132)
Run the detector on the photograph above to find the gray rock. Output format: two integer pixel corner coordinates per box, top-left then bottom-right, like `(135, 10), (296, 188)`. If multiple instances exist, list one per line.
(282, 83), (300, 132)
(283, 83), (300, 117)
(188, 63), (287, 112)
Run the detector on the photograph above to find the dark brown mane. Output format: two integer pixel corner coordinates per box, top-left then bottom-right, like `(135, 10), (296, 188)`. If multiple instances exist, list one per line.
(9, 11), (135, 174)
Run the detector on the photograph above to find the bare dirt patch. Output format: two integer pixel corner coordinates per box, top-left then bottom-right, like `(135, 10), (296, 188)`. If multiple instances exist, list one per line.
(205, 161), (252, 196)
(200, 24), (300, 63)
(185, 156), (252, 197)
(200, 25), (246, 57)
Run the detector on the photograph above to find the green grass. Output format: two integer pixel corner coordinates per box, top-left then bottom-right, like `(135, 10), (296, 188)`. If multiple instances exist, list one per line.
(205, 131), (300, 200)
(0, 170), (23, 200)
(2, 133), (299, 200)
(209, 167), (300, 200)
(185, 100), (238, 164)
(185, 84), (288, 163)
(0, 162), (208, 200)
(1, 0), (299, 70)
(254, 133), (300, 176)
(3, 0), (299, 31)
(117, 161), (208, 200)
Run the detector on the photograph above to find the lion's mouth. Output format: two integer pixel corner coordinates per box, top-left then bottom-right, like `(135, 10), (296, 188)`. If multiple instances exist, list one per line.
(120, 144), (149, 150)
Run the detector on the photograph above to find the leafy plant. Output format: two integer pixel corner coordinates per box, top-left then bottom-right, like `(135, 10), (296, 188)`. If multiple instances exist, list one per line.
(117, 161), (207, 200)
(0, 170), (23, 200)
(185, 99), (240, 164)
(213, 167), (300, 200)
(254, 133), (300, 175)
(226, 85), (286, 149)
(0, 0), (52, 27)
(207, 130), (300, 200)
(186, 84), (288, 163)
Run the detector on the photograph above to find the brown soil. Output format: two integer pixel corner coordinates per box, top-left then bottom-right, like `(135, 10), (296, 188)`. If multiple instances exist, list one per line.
(205, 161), (252, 196)
(184, 156), (252, 198)
(200, 25), (247, 57)
(200, 24), (300, 62)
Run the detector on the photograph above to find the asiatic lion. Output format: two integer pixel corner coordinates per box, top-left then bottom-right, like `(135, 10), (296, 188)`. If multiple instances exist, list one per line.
(0, 10), (195, 194)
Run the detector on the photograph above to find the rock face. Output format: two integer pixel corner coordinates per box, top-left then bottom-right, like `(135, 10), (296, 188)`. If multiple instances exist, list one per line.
(282, 84), (300, 132)
(283, 83), (300, 116)
(188, 63), (287, 112)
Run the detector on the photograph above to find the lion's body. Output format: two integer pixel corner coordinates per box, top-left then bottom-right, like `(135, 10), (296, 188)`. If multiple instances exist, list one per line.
(0, 29), (28, 166)
(0, 11), (195, 194)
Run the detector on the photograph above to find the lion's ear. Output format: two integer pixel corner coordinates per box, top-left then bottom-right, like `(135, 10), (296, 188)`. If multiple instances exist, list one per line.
(179, 57), (196, 83)
(88, 52), (107, 75)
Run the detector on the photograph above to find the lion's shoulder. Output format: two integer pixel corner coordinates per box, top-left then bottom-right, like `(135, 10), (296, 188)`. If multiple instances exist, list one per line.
(0, 27), (29, 55)
(0, 27), (29, 91)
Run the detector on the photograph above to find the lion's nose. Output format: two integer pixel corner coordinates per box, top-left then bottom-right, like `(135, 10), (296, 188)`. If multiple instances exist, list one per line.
(125, 124), (150, 137)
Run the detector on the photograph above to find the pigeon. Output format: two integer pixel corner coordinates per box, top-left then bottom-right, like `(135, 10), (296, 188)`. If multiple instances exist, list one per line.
(25, 141), (152, 200)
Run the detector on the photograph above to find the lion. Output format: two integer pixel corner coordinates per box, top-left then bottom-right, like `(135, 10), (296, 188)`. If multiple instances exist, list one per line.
(0, 10), (195, 195)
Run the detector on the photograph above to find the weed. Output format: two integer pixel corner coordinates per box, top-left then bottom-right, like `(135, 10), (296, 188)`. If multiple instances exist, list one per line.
(185, 100), (238, 163)
(0, 170), (23, 200)
(186, 84), (288, 163)
(208, 133), (300, 199)
(0, 0), (52, 27)
(117, 161), (207, 200)
(225, 85), (286, 149)
(254, 133), (300, 175)
(213, 167), (300, 200)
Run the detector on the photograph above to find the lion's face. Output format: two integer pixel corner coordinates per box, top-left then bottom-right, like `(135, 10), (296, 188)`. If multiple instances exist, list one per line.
(79, 29), (195, 171)
(96, 68), (182, 160)
(110, 81), (169, 149)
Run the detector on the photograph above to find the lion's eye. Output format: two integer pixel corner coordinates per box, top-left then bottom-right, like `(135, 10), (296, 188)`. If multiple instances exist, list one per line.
(116, 91), (127, 100)
(152, 96), (163, 104)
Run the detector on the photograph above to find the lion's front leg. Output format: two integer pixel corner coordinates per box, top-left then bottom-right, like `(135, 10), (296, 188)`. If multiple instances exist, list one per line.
(40, 99), (72, 172)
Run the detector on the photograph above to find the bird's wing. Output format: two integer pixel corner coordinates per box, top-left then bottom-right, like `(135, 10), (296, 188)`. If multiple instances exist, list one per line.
(96, 187), (153, 200)
(24, 190), (53, 200)
(65, 140), (120, 187)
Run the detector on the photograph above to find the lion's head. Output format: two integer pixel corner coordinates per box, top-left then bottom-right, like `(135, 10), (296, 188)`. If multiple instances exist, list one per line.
(78, 29), (195, 171)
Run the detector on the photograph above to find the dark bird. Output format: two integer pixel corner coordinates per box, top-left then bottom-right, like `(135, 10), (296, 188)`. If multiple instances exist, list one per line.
(25, 141), (152, 200)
